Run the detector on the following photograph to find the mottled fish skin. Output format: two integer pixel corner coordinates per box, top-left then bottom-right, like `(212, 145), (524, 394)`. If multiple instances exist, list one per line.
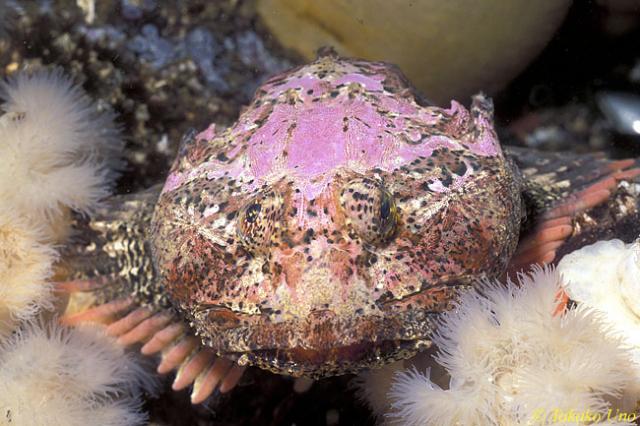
(150, 55), (523, 377)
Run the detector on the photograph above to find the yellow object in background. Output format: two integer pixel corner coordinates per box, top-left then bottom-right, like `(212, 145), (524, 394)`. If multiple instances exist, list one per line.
(258, 0), (572, 105)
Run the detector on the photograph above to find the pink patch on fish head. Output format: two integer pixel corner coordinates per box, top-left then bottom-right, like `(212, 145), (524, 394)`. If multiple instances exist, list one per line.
(152, 56), (521, 379)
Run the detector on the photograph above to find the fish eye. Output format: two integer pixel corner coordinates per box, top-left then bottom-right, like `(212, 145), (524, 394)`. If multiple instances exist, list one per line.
(244, 203), (262, 223)
(238, 191), (284, 252)
(380, 197), (391, 220)
(340, 178), (398, 244)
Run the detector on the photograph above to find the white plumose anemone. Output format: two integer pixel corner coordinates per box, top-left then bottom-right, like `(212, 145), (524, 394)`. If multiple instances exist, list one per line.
(383, 267), (636, 426)
(0, 322), (155, 426)
(558, 239), (640, 353)
(0, 208), (56, 336)
(0, 67), (123, 332)
(0, 68), (152, 424)
(559, 238), (640, 410)
(353, 360), (405, 420)
(353, 346), (450, 421)
(0, 68), (122, 240)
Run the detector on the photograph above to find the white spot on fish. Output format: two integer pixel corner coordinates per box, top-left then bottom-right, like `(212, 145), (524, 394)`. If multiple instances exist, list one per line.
(203, 204), (220, 217)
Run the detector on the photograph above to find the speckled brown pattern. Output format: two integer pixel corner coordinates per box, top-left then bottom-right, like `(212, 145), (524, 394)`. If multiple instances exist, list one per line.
(150, 54), (523, 377)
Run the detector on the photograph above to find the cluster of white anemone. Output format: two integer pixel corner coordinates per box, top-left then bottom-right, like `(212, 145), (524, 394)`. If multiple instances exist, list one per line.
(0, 67), (122, 240)
(357, 256), (640, 426)
(0, 68), (151, 425)
(0, 323), (154, 426)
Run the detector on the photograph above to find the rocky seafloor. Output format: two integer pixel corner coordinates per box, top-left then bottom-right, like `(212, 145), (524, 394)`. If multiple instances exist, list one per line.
(1, 1), (639, 425)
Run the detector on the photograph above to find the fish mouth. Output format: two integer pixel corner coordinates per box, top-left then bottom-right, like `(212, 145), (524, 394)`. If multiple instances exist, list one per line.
(191, 296), (449, 378)
(227, 338), (432, 378)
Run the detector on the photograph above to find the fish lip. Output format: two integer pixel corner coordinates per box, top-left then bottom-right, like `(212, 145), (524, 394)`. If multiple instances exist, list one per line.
(195, 302), (440, 378)
(219, 338), (433, 378)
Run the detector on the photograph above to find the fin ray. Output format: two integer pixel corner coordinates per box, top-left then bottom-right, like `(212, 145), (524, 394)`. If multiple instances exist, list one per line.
(506, 146), (640, 271)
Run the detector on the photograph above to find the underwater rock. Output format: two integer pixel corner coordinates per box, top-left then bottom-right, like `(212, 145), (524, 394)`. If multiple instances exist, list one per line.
(257, 0), (571, 105)
(507, 104), (613, 153)
(129, 24), (177, 70)
(186, 26), (229, 92)
(597, 92), (640, 137)
(120, 0), (157, 21)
